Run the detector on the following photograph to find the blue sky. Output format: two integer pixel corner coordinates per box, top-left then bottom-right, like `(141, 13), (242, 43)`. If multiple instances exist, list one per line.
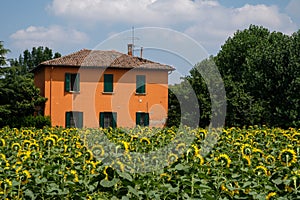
(1, 0), (300, 83)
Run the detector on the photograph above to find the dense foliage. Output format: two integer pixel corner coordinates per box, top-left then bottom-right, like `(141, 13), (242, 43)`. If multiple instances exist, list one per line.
(168, 25), (300, 128)
(0, 43), (60, 128)
(0, 126), (300, 199)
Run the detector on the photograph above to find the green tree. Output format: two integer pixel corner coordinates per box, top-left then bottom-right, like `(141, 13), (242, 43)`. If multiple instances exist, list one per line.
(0, 66), (47, 127)
(10, 46), (61, 73)
(215, 25), (299, 128)
(0, 41), (10, 66)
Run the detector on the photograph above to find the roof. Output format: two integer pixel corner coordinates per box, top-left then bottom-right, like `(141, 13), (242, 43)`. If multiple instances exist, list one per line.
(35, 49), (175, 71)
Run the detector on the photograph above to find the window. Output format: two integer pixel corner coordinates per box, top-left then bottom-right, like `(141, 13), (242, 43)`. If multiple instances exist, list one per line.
(66, 111), (83, 128)
(65, 73), (80, 92)
(136, 75), (146, 94)
(136, 112), (149, 126)
(100, 112), (117, 128)
(104, 74), (113, 93)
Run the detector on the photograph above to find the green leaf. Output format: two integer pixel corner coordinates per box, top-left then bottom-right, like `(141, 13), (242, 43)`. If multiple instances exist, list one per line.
(24, 189), (36, 200)
(117, 171), (133, 181)
(100, 178), (119, 188)
(272, 178), (282, 185)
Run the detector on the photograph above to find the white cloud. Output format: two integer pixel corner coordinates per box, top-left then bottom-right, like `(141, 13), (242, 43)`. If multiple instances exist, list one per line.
(10, 25), (89, 50)
(286, 0), (300, 23)
(46, 0), (298, 54)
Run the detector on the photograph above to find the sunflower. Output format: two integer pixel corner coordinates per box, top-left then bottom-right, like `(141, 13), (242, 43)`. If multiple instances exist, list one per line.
(0, 138), (5, 147)
(175, 142), (186, 153)
(279, 148), (297, 167)
(265, 155), (276, 165)
(0, 179), (12, 194)
(19, 170), (32, 184)
(22, 140), (31, 150)
(84, 160), (97, 174)
(11, 142), (21, 151)
(140, 137), (151, 145)
(167, 153), (178, 164)
(71, 170), (79, 182)
(44, 137), (56, 147)
(29, 142), (39, 151)
(266, 192), (276, 200)
(242, 155), (251, 166)
(215, 154), (231, 168)
(91, 145), (105, 158)
(197, 130), (207, 140)
(252, 148), (264, 158)
(130, 135), (138, 142)
(241, 144), (252, 157)
(254, 165), (270, 176)
(84, 150), (94, 161)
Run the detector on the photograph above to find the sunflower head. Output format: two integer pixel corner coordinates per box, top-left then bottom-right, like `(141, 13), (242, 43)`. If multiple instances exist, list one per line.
(91, 145), (105, 158)
(19, 170), (32, 184)
(167, 153), (179, 164)
(241, 144), (252, 157)
(254, 165), (270, 176)
(44, 137), (56, 147)
(12, 142), (21, 151)
(0, 138), (5, 147)
(140, 137), (151, 145)
(265, 155), (276, 165)
(279, 148), (297, 167)
(215, 154), (231, 168)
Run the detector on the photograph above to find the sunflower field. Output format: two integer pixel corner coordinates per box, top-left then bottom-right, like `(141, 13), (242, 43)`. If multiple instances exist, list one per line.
(0, 126), (300, 199)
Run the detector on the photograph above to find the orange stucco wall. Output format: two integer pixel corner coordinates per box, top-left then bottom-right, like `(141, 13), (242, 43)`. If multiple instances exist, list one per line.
(34, 66), (169, 128)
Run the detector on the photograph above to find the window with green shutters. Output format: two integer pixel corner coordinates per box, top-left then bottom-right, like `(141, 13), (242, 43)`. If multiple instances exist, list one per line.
(136, 112), (149, 126)
(136, 75), (146, 94)
(99, 112), (117, 128)
(104, 74), (113, 93)
(65, 73), (80, 92)
(65, 111), (83, 128)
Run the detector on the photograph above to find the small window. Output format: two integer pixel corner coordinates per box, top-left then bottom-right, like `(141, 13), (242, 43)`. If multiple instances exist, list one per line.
(66, 111), (83, 128)
(136, 75), (146, 94)
(104, 74), (113, 93)
(136, 112), (149, 126)
(100, 112), (117, 128)
(65, 73), (80, 92)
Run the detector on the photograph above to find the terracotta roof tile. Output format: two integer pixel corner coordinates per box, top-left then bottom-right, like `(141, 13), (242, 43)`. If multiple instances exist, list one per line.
(38, 49), (174, 71)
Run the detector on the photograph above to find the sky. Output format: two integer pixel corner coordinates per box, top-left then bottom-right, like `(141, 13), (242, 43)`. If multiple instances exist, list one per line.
(1, 0), (300, 83)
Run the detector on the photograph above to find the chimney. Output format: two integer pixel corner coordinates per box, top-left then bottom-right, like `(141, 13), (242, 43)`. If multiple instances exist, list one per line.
(140, 47), (143, 58)
(128, 44), (133, 56)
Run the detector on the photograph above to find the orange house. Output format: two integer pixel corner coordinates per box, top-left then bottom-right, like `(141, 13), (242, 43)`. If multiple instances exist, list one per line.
(33, 47), (174, 128)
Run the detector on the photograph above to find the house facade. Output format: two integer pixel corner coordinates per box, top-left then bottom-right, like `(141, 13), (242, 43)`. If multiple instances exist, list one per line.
(33, 48), (174, 128)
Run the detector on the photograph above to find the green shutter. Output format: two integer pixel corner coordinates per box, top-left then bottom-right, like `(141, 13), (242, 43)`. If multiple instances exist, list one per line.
(104, 74), (113, 92)
(75, 73), (80, 92)
(145, 113), (149, 126)
(77, 112), (83, 128)
(100, 112), (104, 128)
(112, 112), (117, 128)
(66, 112), (71, 127)
(65, 73), (70, 92)
(136, 75), (145, 94)
(136, 112), (141, 126)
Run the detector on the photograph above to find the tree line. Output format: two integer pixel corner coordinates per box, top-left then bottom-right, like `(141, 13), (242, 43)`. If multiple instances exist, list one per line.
(167, 25), (300, 128)
(1, 24), (299, 128)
